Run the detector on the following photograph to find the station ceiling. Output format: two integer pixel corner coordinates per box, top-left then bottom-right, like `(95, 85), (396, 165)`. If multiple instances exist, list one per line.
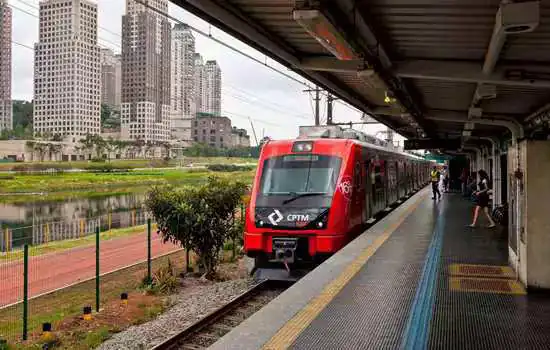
(173, 0), (550, 147)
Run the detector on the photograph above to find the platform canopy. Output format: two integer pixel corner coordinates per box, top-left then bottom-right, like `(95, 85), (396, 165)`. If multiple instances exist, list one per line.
(174, 0), (550, 150)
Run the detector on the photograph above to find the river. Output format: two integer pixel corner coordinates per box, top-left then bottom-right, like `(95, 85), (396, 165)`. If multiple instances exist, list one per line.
(0, 192), (149, 250)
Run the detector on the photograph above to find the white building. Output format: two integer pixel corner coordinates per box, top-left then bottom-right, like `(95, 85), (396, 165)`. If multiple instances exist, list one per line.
(0, 0), (12, 132)
(33, 0), (101, 140)
(121, 0), (171, 142)
(171, 23), (195, 144)
(203, 60), (222, 116)
(100, 48), (121, 109)
(194, 53), (204, 115)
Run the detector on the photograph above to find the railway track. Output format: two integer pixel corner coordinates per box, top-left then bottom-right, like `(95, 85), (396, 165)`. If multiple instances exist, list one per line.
(151, 280), (291, 350)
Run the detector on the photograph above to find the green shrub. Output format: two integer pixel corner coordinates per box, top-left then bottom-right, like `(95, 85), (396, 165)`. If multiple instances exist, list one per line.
(147, 177), (247, 279)
(207, 164), (254, 172)
(141, 259), (178, 295)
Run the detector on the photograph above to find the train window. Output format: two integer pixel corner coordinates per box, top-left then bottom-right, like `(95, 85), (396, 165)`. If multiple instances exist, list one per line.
(259, 154), (343, 195)
(374, 165), (383, 186)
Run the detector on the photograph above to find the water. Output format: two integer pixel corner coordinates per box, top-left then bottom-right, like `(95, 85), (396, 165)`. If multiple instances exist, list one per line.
(0, 192), (149, 250)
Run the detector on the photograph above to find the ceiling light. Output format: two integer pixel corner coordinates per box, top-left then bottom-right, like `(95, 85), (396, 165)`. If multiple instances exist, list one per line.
(293, 9), (356, 61)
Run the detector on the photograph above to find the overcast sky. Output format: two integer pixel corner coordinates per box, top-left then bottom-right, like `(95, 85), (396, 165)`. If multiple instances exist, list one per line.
(8, 0), (402, 143)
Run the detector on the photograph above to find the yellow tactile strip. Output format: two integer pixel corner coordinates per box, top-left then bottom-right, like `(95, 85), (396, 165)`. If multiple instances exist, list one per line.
(449, 277), (527, 295)
(261, 193), (428, 350)
(449, 263), (516, 279)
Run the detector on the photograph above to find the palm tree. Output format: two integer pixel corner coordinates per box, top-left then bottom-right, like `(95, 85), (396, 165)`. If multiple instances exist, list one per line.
(46, 143), (63, 161)
(25, 141), (36, 161)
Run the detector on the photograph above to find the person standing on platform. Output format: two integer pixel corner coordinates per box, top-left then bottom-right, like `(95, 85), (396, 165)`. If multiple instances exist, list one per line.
(469, 170), (496, 228)
(430, 166), (441, 200)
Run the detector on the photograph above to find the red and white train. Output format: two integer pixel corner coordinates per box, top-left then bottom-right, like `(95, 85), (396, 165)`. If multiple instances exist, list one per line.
(244, 126), (431, 278)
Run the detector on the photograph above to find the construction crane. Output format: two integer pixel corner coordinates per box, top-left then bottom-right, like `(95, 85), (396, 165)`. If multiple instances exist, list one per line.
(249, 118), (259, 146)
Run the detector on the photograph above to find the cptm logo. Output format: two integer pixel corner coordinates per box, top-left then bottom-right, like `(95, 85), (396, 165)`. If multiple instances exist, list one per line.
(338, 176), (353, 200)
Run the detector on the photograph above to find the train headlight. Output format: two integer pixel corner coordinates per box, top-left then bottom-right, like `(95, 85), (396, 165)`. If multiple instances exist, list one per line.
(317, 221), (324, 228)
(258, 220), (264, 227)
(292, 141), (313, 152)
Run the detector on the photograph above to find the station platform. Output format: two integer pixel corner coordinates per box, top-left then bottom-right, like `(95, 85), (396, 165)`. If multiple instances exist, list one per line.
(210, 187), (550, 350)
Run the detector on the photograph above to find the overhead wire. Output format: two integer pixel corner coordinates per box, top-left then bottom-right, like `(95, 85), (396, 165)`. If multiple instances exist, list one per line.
(8, 0), (122, 51)
(130, 0), (314, 89)
(12, 0), (122, 50)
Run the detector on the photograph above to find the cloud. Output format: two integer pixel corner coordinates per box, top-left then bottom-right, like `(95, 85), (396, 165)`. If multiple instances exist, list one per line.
(8, 0), (401, 142)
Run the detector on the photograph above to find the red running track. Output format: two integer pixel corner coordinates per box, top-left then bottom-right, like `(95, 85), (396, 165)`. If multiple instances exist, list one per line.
(0, 233), (179, 308)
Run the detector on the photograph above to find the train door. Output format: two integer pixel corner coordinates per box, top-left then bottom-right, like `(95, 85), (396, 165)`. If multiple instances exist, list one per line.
(365, 159), (373, 220)
(372, 160), (386, 214)
(387, 159), (398, 205)
(397, 160), (403, 199)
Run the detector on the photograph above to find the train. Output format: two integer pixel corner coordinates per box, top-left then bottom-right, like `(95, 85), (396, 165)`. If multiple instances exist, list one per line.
(244, 126), (432, 279)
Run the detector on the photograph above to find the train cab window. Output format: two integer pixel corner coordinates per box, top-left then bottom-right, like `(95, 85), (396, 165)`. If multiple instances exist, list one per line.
(259, 154), (343, 196)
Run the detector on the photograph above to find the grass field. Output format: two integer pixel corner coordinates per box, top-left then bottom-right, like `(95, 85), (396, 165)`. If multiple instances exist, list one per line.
(0, 157), (255, 171)
(0, 168), (256, 203)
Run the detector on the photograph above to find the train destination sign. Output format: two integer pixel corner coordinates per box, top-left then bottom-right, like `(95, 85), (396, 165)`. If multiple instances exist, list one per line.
(404, 138), (461, 150)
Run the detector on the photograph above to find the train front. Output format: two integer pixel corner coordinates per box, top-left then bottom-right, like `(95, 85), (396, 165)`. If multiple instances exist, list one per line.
(244, 139), (351, 274)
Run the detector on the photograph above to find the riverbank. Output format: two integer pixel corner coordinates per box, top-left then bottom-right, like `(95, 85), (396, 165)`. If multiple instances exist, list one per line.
(0, 168), (255, 203)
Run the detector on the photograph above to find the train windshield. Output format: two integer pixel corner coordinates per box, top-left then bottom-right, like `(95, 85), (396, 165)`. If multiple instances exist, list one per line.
(259, 154), (342, 197)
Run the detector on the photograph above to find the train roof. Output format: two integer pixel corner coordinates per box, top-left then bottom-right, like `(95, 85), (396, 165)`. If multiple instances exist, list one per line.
(265, 138), (427, 162)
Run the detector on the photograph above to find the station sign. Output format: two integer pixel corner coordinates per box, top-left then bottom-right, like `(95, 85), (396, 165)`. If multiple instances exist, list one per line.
(404, 138), (461, 150)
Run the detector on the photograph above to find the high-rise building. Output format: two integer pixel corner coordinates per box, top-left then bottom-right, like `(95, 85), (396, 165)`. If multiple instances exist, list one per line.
(121, 0), (171, 142)
(100, 48), (121, 110)
(114, 54), (121, 107)
(203, 60), (221, 116)
(171, 23), (195, 143)
(33, 0), (101, 139)
(0, 0), (12, 132)
(193, 53), (204, 114)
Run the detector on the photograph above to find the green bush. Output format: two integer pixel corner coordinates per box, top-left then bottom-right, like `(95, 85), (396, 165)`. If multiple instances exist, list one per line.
(207, 164), (254, 172)
(141, 259), (178, 295)
(146, 176), (247, 279)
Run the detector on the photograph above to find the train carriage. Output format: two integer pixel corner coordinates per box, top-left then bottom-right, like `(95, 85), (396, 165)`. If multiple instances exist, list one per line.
(244, 126), (430, 278)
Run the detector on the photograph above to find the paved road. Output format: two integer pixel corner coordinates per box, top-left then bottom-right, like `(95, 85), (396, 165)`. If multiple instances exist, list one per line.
(0, 232), (179, 307)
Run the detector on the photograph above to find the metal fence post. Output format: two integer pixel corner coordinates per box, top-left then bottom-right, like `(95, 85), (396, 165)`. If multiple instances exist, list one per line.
(95, 227), (100, 312)
(23, 244), (29, 341)
(147, 218), (152, 285)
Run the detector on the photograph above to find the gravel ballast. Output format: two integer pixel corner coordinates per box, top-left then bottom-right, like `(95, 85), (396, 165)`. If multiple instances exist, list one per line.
(98, 278), (253, 350)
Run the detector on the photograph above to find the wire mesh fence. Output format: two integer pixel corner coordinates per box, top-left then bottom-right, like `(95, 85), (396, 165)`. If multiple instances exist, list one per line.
(0, 214), (183, 344)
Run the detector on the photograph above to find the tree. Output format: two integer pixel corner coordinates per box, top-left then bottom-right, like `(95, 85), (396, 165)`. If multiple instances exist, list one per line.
(25, 141), (36, 161)
(147, 177), (247, 279)
(104, 137), (117, 161)
(46, 143), (63, 161)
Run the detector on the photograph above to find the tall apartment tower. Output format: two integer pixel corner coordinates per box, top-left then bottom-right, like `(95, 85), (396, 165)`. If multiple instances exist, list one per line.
(171, 23), (195, 143)
(100, 48), (121, 110)
(0, 0), (12, 132)
(203, 60), (221, 116)
(193, 53), (204, 114)
(121, 0), (171, 142)
(33, 0), (101, 139)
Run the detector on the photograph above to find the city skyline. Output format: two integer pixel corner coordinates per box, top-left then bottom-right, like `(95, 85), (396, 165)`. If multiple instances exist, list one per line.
(6, 0), (392, 143)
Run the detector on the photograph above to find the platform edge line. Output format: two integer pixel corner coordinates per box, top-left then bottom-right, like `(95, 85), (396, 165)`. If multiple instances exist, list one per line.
(261, 192), (428, 350)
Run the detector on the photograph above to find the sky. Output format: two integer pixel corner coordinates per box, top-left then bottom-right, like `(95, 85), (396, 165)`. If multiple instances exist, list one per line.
(8, 0), (404, 144)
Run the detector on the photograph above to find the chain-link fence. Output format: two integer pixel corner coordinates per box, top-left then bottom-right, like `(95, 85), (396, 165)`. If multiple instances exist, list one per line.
(0, 215), (183, 344)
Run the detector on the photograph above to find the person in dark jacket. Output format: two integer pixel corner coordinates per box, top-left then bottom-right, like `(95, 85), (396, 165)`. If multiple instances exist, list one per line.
(469, 170), (496, 228)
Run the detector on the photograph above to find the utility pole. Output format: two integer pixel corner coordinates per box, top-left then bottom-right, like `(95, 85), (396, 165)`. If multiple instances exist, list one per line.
(304, 86), (321, 125)
(327, 94), (338, 125)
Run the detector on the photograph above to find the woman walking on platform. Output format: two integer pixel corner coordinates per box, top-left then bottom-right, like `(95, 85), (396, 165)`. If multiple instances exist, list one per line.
(469, 170), (496, 228)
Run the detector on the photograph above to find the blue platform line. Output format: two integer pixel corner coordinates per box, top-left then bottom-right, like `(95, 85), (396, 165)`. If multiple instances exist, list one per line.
(400, 210), (445, 350)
